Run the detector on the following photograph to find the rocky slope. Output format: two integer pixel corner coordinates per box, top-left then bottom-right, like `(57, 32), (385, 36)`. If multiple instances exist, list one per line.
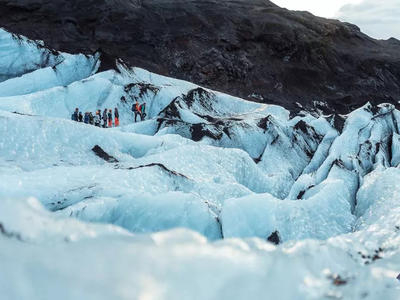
(1, 0), (399, 114)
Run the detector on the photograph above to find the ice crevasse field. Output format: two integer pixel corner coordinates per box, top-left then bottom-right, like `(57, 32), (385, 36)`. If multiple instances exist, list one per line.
(0, 28), (400, 299)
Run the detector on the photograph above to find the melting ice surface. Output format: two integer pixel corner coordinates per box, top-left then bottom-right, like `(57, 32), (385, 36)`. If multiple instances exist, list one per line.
(0, 28), (400, 299)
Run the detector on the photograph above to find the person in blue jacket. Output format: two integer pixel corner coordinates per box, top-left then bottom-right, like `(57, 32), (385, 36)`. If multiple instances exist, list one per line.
(71, 108), (79, 121)
(84, 112), (89, 124)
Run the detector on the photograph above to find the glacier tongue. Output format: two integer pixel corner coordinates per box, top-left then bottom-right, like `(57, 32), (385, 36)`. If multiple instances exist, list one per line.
(1, 28), (400, 299)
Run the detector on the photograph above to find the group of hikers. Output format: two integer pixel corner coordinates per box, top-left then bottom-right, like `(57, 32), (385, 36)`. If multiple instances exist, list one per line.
(71, 99), (146, 127)
(71, 107), (120, 128)
(131, 99), (147, 122)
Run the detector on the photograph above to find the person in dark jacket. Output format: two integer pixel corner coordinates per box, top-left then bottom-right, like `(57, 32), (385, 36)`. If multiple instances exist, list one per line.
(114, 107), (120, 127)
(107, 109), (113, 128)
(78, 111), (83, 122)
(84, 112), (89, 124)
(71, 108), (79, 121)
(89, 112), (94, 125)
(102, 108), (108, 128)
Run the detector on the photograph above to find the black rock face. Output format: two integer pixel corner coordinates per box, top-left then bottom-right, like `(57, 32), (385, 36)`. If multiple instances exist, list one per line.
(92, 145), (118, 163)
(267, 231), (281, 245)
(1, 0), (400, 114)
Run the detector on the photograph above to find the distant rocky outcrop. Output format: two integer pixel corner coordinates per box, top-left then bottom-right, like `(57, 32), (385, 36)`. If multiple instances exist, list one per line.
(1, 0), (399, 114)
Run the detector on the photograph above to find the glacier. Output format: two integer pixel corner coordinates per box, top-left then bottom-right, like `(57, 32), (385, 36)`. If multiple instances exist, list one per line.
(0, 27), (400, 299)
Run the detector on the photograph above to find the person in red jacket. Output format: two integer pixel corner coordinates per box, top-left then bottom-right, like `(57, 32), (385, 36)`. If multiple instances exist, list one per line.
(132, 100), (140, 122)
(114, 107), (119, 127)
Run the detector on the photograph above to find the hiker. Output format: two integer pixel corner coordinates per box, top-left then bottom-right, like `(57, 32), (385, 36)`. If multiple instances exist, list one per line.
(132, 100), (140, 122)
(89, 112), (94, 125)
(108, 109), (113, 127)
(84, 112), (89, 124)
(139, 102), (146, 121)
(102, 108), (108, 128)
(78, 111), (83, 122)
(94, 110), (101, 127)
(71, 108), (79, 121)
(114, 107), (119, 127)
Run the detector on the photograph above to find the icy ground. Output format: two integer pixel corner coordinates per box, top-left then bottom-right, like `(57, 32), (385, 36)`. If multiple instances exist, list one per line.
(0, 28), (400, 299)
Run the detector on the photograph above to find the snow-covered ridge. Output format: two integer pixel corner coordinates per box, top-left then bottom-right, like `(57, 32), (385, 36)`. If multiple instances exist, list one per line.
(1, 28), (400, 299)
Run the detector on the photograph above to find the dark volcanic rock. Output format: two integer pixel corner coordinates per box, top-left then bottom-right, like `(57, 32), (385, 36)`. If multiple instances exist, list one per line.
(1, 0), (400, 113)
(92, 145), (118, 163)
(126, 163), (188, 179)
(267, 230), (281, 245)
